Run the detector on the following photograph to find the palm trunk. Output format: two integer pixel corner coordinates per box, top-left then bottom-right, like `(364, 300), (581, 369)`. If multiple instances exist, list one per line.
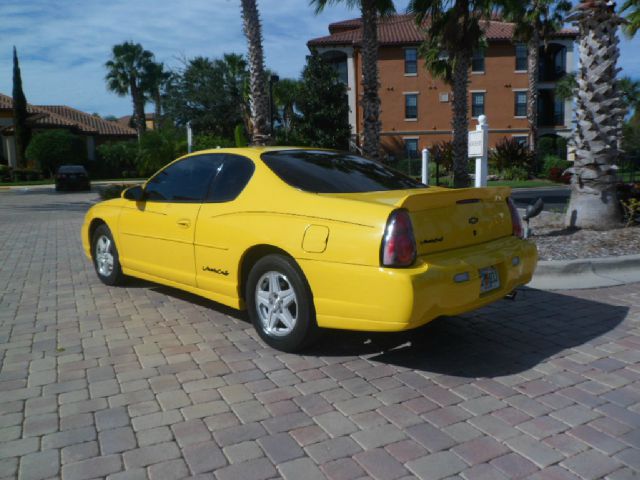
(527, 33), (540, 156)
(241, 0), (270, 146)
(360, 0), (381, 162)
(131, 79), (146, 139)
(565, 1), (624, 229)
(451, 54), (470, 188)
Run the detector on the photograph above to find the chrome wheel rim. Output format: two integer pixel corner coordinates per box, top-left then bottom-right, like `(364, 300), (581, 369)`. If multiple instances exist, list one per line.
(95, 235), (114, 277)
(255, 271), (298, 337)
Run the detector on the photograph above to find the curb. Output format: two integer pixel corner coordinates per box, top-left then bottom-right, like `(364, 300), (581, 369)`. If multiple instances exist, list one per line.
(529, 254), (640, 290)
(0, 180), (142, 191)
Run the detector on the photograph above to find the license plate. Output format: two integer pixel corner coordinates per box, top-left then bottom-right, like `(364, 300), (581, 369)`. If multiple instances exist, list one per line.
(479, 266), (500, 293)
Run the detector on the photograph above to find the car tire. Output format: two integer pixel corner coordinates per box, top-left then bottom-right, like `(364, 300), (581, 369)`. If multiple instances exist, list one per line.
(92, 224), (125, 286)
(246, 254), (319, 352)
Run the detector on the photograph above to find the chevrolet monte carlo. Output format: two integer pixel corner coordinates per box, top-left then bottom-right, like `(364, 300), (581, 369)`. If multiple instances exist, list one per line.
(82, 147), (537, 351)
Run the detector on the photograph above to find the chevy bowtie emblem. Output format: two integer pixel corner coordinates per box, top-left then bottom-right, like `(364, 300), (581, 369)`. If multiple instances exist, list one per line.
(468, 217), (479, 225)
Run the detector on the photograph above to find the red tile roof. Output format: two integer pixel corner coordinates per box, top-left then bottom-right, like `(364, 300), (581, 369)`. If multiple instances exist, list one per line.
(0, 93), (135, 137)
(309, 14), (578, 47)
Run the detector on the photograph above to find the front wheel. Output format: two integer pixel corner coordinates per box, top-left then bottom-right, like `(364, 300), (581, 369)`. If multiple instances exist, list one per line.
(92, 224), (125, 286)
(246, 254), (319, 352)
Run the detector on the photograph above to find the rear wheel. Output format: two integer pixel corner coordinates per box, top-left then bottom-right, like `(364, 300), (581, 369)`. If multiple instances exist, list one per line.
(246, 254), (318, 352)
(92, 224), (125, 286)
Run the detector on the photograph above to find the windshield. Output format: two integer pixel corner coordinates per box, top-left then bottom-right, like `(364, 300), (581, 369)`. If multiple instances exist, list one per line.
(261, 150), (425, 193)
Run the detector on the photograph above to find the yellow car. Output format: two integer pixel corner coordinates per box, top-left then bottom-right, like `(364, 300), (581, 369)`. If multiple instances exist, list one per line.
(82, 147), (537, 352)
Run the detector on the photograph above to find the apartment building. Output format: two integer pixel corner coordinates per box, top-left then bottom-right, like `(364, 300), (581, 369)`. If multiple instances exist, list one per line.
(308, 14), (577, 159)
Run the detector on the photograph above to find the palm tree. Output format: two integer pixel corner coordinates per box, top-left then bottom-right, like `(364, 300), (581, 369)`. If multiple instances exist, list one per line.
(105, 42), (154, 137)
(312, 0), (396, 162)
(144, 61), (170, 129)
(240, 0), (271, 146)
(621, 0), (640, 36)
(565, 0), (625, 229)
(408, 0), (493, 188)
(273, 78), (301, 141)
(503, 0), (572, 156)
(217, 53), (251, 136)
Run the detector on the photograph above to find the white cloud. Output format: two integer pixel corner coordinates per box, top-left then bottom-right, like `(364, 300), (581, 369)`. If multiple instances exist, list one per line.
(1, 0), (637, 117)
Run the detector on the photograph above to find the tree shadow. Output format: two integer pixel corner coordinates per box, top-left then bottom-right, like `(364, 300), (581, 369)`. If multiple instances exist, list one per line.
(305, 287), (628, 378)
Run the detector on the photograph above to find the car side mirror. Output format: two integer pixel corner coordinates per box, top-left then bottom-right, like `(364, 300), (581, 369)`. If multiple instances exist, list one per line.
(523, 197), (544, 221)
(122, 185), (145, 201)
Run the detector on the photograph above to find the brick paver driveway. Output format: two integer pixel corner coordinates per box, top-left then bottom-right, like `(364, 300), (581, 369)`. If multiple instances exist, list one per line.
(1, 188), (639, 480)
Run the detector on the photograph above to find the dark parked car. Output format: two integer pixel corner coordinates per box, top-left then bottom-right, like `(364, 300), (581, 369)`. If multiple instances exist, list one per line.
(55, 165), (90, 191)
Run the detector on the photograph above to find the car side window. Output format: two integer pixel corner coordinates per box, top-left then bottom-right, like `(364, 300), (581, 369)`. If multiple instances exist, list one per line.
(205, 154), (255, 203)
(145, 155), (224, 202)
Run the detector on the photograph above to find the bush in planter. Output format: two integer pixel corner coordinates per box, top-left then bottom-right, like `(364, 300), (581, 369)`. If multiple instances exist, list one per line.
(542, 155), (571, 181)
(26, 129), (87, 177)
(98, 184), (131, 201)
(500, 166), (529, 181)
(490, 138), (535, 175)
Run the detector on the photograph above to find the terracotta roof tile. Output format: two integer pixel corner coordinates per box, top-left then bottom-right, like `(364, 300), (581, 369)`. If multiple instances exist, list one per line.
(310, 14), (577, 47)
(38, 105), (136, 136)
(0, 93), (136, 137)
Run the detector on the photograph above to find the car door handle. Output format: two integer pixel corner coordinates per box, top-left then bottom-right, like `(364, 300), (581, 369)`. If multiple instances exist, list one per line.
(176, 219), (191, 228)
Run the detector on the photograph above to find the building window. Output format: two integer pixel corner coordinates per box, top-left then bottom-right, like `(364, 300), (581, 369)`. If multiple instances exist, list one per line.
(514, 91), (527, 117)
(471, 92), (485, 118)
(515, 44), (528, 71)
(405, 48), (418, 75)
(513, 136), (529, 147)
(404, 138), (419, 158)
(405, 94), (418, 120)
(471, 50), (485, 73)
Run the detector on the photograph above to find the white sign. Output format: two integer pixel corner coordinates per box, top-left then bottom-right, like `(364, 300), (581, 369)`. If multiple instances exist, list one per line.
(468, 130), (484, 158)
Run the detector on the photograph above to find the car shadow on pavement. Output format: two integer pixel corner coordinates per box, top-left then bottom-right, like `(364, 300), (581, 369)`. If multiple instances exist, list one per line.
(307, 287), (629, 378)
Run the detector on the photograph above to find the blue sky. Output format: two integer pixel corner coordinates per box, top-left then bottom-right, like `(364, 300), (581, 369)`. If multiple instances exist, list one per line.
(0, 0), (638, 117)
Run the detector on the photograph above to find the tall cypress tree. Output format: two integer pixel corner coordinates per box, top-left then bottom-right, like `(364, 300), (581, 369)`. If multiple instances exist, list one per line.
(13, 46), (31, 168)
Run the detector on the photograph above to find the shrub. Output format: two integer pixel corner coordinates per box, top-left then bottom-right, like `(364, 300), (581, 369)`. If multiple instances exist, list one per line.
(25, 130), (87, 177)
(234, 124), (248, 147)
(10, 168), (42, 181)
(490, 138), (535, 174)
(542, 155), (571, 181)
(194, 134), (234, 151)
(98, 184), (130, 201)
(0, 164), (11, 182)
(500, 166), (529, 181)
(135, 129), (186, 176)
(96, 141), (139, 179)
(537, 136), (568, 163)
(430, 141), (453, 174)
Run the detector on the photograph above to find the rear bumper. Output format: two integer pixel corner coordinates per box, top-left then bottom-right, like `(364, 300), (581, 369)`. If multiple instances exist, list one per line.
(300, 236), (537, 332)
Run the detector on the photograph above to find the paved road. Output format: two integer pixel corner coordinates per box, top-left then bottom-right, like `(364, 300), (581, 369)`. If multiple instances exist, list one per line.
(1, 189), (639, 480)
(511, 187), (570, 213)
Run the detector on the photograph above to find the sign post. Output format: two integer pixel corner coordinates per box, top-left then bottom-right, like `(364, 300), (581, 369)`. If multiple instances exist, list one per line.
(187, 121), (193, 154)
(468, 115), (489, 188)
(421, 148), (429, 186)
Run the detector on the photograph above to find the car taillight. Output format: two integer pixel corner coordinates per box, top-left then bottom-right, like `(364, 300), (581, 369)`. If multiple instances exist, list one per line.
(507, 197), (524, 239)
(381, 209), (417, 267)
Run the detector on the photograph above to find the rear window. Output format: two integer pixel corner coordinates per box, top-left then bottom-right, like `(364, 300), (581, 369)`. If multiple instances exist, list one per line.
(58, 165), (87, 174)
(261, 150), (424, 193)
